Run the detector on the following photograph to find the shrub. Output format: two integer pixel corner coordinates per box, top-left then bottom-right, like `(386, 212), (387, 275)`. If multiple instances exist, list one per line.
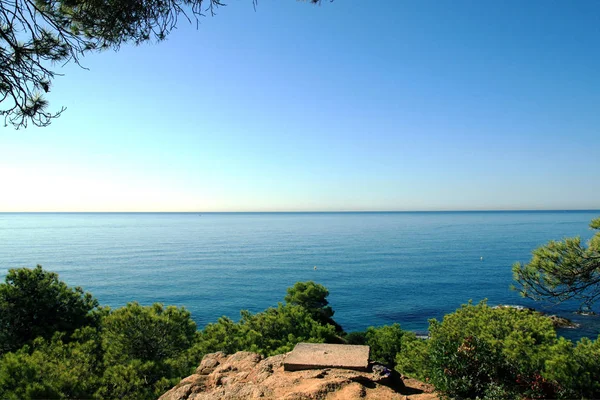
(198, 303), (338, 357)
(101, 302), (197, 365)
(0, 327), (102, 400)
(395, 332), (430, 381)
(544, 336), (600, 399)
(364, 323), (405, 367)
(344, 331), (366, 345)
(396, 301), (562, 399)
(0, 265), (99, 355)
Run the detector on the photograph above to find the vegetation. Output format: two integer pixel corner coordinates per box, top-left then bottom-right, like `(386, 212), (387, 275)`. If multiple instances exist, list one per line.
(0, 265), (100, 355)
(284, 281), (343, 332)
(2, 265), (600, 399)
(0, 0), (323, 129)
(396, 301), (600, 400)
(343, 324), (405, 367)
(0, 268), (340, 399)
(513, 217), (600, 314)
(198, 304), (338, 357)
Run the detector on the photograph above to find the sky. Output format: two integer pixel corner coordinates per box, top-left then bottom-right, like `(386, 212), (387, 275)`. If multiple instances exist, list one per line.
(0, 0), (599, 212)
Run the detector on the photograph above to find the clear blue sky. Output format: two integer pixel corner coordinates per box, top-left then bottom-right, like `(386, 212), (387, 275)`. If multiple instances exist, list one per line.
(1, 0), (599, 211)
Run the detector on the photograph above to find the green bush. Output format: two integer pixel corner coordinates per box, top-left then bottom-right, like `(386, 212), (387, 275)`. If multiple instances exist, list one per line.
(364, 323), (404, 367)
(96, 361), (175, 400)
(0, 328), (103, 400)
(0, 265), (100, 355)
(427, 334), (519, 399)
(5, 267), (600, 400)
(544, 336), (600, 399)
(99, 302), (200, 397)
(198, 303), (338, 356)
(395, 332), (429, 381)
(101, 302), (197, 365)
(396, 301), (562, 399)
(344, 331), (366, 345)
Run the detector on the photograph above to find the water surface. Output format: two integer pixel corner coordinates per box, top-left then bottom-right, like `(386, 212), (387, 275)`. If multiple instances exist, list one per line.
(1, 211), (598, 340)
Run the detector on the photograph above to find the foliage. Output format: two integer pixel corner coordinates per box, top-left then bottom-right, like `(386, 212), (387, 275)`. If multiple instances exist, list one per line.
(96, 361), (176, 400)
(0, 270), (341, 399)
(0, 327), (103, 400)
(101, 302), (197, 365)
(0, 300), (199, 400)
(195, 281), (341, 356)
(394, 332), (429, 381)
(363, 323), (404, 367)
(344, 324), (408, 367)
(544, 336), (600, 399)
(513, 216), (600, 313)
(284, 281), (343, 332)
(0, 265), (99, 355)
(198, 303), (338, 357)
(0, 0), (323, 129)
(4, 266), (600, 400)
(428, 334), (512, 399)
(396, 301), (562, 399)
(99, 302), (199, 399)
(344, 331), (366, 345)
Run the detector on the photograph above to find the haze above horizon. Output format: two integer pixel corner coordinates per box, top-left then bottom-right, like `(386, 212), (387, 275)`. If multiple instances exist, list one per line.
(1, 0), (598, 212)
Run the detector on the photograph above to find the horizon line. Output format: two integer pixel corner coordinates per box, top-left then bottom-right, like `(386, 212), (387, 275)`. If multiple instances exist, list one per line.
(1, 209), (599, 214)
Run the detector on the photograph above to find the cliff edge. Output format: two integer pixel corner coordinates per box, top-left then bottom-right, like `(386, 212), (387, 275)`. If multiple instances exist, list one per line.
(159, 351), (438, 400)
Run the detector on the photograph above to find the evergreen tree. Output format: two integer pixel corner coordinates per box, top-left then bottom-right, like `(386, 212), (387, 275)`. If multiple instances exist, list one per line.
(0, 265), (99, 355)
(513, 217), (600, 313)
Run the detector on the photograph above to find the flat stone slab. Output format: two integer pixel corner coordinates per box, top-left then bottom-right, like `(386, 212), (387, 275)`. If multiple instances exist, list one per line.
(283, 343), (370, 372)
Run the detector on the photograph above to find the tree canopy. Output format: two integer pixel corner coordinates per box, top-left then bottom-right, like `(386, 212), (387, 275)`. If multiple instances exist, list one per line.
(0, 0), (323, 129)
(284, 280), (343, 332)
(2, 265), (600, 399)
(0, 266), (342, 399)
(512, 217), (600, 313)
(0, 265), (99, 355)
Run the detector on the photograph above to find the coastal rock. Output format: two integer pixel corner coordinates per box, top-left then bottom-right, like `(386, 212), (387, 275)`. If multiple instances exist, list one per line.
(493, 305), (579, 329)
(159, 351), (438, 400)
(547, 315), (579, 329)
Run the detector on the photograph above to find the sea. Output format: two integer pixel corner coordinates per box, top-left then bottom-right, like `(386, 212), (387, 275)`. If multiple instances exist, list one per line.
(1, 211), (599, 341)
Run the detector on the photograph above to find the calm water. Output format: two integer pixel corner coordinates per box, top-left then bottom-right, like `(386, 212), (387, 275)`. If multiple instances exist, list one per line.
(1, 211), (599, 340)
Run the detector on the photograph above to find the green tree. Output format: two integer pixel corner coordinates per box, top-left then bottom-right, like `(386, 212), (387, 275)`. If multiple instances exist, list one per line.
(99, 302), (198, 399)
(284, 281), (343, 332)
(0, 327), (103, 400)
(1, 0), (323, 129)
(0, 265), (99, 355)
(198, 303), (338, 357)
(97, 361), (175, 400)
(364, 323), (405, 367)
(513, 217), (600, 314)
(101, 302), (197, 365)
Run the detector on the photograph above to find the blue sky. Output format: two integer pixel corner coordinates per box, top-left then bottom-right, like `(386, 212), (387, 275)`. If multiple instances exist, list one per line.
(1, 0), (599, 211)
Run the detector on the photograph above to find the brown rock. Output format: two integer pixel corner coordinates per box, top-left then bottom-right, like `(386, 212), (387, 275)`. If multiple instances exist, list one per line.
(159, 351), (438, 400)
(547, 315), (579, 329)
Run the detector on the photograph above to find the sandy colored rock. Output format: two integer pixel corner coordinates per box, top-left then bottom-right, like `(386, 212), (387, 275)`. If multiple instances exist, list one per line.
(159, 351), (438, 400)
(284, 343), (370, 371)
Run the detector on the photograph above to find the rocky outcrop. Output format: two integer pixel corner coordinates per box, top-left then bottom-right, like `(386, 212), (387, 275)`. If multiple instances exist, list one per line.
(493, 305), (579, 329)
(159, 351), (438, 400)
(546, 314), (579, 329)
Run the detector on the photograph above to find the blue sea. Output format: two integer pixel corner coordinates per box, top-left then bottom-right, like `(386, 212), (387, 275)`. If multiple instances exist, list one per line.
(1, 211), (599, 341)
